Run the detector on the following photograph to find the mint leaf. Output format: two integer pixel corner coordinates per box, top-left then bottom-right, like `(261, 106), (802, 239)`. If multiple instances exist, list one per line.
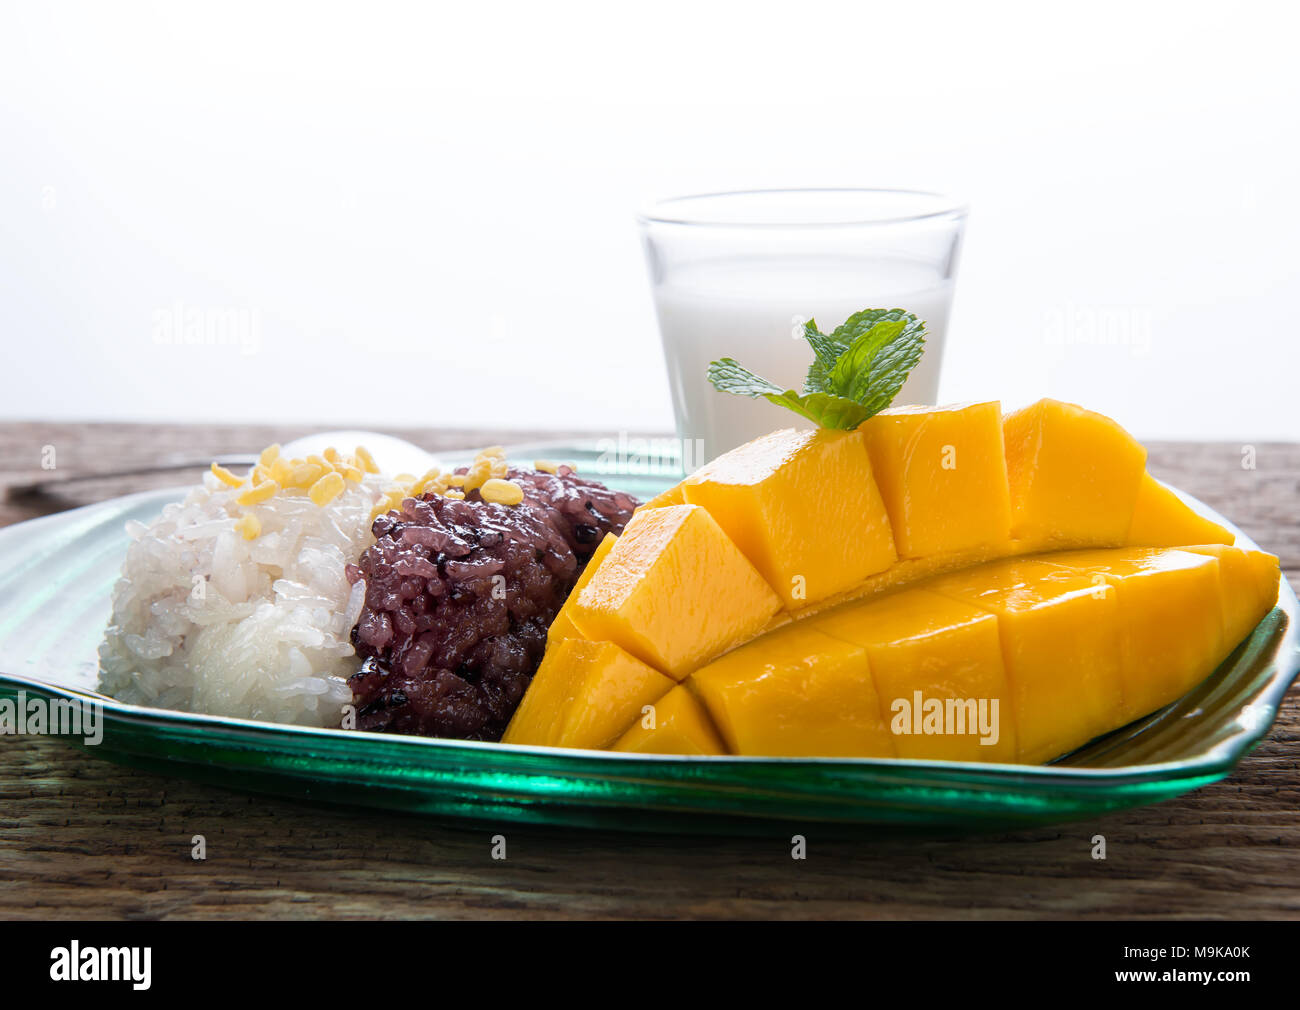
(707, 359), (873, 430)
(707, 307), (927, 431)
(803, 309), (917, 395)
(769, 391), (872, 430)
(828, 319), (908, 401)
(853, 315), (926, 416)
(705, 357), (786, 398)
(831, 308), (915, 343)
(800, 314), (842, 379)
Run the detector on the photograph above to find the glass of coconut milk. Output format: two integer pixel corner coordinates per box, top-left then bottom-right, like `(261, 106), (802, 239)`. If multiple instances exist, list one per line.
(639, 189), (967, 465)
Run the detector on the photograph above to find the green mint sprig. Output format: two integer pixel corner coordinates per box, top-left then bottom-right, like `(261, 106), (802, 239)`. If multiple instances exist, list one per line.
(706, 308), (926, 430)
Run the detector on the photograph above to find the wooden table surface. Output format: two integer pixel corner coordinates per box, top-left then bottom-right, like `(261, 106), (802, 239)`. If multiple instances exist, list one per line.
(1, 423), (1297, 920)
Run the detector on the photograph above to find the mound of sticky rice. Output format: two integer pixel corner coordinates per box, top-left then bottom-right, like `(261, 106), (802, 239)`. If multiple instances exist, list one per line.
(98, 446), (392, 726)
(348, 459), (639, 740)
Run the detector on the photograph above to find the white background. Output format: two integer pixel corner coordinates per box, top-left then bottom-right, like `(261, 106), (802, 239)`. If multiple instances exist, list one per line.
(1, 1), (1296, 440)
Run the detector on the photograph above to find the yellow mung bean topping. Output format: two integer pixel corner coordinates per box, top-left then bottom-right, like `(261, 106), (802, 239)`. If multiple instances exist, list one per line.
(480, 478), (524, 506)
(211, 462), (244, 487)
(308, 471), (346, 506)
(355, 445), (380, 474)
(237, 480), (279, 506)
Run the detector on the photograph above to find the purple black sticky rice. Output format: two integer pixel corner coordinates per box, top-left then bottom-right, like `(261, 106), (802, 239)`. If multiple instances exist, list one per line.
(346, 466), (639, 740)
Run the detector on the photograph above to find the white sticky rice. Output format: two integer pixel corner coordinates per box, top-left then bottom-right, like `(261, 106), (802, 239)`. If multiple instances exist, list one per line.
(98, 468), (388, 726)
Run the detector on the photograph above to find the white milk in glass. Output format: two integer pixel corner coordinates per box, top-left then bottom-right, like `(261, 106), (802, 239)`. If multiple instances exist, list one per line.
(653, 256), (954, 464)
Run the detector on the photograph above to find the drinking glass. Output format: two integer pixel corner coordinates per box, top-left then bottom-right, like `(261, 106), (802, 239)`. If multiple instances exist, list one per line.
(638, 188), (967, 465)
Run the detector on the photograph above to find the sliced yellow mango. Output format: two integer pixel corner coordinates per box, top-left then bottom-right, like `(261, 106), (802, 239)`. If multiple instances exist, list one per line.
(502, 638), (673, 749)
(548, 532), (617, 644)
(928, 559), (1124, 764)
(689, 624), (895, 758)
(518, 546), (1277, 763)
(1179, 544), (1281, 648)
(860, 401), (1013, 560)
(681, 428), (896, 608)
(1003, 399), (1147, 547)
(509, 401), (1283, 766)
(638, 484), (685, 511)
(611, 684), (727, 755)
(1125, 472), (1233, 548)
(1043, 548), (1225, 721)
(570, 504), (782, 679)
(811, 588), (1016, 763)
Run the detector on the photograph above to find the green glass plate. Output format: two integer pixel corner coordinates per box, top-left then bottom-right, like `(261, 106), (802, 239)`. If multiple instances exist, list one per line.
(0, 441), (1294, 835)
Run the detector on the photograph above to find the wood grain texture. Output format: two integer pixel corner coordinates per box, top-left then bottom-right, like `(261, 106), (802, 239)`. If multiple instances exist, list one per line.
(0, 423), (1296, 921)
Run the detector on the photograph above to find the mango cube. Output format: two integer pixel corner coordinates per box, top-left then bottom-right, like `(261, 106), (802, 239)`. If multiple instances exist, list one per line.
(611, 684), (727, 756)
(1003, 399), (1147, 547)
(548, 532), (617, 645)
(570, 504), (782, 679)
(1179, 544), (1281, 648)
(502, 638), (674, 750)
(637, 484), (685, 511)
(860, 401), (1013, 560)
(1043, 548), (1225, 721)
(929, 559), (1124, 764)
(689, 625), (895, 758)
(812, 588), (1016, 762)
(1125, 473), (1233, 548)
(681, 428), (896, 608)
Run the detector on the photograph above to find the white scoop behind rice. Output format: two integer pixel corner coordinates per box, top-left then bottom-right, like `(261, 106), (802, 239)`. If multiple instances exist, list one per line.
(98, 470), (384, 726)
